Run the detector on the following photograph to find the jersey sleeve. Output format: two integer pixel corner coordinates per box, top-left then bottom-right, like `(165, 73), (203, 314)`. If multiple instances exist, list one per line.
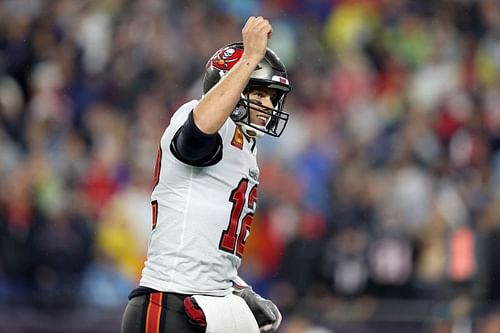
(166, 100), (225, 167)
(170, 110), (223, 167)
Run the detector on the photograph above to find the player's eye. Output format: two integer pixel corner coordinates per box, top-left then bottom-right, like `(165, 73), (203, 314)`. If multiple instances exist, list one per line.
(250, 99), (263, 106)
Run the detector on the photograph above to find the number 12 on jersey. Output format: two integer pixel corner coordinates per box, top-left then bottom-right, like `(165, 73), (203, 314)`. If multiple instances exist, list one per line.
(218, 178), (257, 258)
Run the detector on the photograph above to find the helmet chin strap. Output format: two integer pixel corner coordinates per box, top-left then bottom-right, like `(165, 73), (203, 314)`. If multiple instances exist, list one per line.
(233, 95), (277, 138)
(233, 102), (267, 138)
(238, 123), (265, 138)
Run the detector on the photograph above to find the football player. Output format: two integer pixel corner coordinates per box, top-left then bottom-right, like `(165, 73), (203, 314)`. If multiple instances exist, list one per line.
(121, 16), (291, 333)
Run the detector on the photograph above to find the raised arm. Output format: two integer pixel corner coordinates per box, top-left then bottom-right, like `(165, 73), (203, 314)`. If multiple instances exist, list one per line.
(193, 16), (273, 135)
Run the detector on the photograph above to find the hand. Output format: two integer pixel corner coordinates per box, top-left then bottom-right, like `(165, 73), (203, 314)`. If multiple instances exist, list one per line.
(241, 16), (273, 64)
(233, 287), (282, 332)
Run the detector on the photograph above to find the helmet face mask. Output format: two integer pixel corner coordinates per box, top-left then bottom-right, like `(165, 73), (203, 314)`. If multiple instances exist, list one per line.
(203, 42), (291, 138)
(235, 86), (289, 138)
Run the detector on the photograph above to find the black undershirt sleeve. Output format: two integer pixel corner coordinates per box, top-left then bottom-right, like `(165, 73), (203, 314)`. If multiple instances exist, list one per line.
(170, 111), (223, 167)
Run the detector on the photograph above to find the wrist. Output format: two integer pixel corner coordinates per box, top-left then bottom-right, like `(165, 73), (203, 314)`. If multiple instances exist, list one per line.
(240, 54), (261, 68)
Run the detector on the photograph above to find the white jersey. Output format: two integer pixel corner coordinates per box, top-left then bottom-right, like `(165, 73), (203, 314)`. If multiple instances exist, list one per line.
(140, 100), (260, 296)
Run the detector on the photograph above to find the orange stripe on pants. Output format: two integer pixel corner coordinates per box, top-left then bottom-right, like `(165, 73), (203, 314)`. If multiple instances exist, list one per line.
(145, 293), (163, 333)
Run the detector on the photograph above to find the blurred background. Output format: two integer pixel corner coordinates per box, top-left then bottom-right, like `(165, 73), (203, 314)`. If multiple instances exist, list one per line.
(1, 0), (500, 332)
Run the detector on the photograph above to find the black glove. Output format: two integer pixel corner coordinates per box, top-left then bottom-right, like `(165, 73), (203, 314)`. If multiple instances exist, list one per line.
(233, 287), (282, 332)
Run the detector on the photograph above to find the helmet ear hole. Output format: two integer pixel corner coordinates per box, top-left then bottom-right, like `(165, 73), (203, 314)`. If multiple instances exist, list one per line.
(231, 103), (248, 122)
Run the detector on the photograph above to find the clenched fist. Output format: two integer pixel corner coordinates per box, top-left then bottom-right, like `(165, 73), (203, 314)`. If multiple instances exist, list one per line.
(241, 16), (273, 64)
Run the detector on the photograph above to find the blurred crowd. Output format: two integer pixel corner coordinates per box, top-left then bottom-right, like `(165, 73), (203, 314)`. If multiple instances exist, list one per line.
(1, 0), (500, 331)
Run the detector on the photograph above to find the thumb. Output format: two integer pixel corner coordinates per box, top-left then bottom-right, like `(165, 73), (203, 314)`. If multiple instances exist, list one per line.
(260, 323), (274, 332)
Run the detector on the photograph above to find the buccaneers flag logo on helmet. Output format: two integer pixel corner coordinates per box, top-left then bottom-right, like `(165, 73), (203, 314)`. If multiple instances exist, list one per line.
(207, 47), (244, 70)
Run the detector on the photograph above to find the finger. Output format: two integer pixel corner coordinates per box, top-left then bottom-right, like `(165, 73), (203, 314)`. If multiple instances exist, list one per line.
(243, 16), (256, 31)
(256, 19), (272, 38)
(269, 303), (281, 330)
(259, 302), (277, 321)
(260, 323), (274, 332)
(271, 315), (281, 331)
(247, 16), (263, 31)
(254, 18), (269, 29)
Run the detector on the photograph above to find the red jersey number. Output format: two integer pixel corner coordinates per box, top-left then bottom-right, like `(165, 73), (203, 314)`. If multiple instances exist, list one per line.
(219, 179), (257, 257)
